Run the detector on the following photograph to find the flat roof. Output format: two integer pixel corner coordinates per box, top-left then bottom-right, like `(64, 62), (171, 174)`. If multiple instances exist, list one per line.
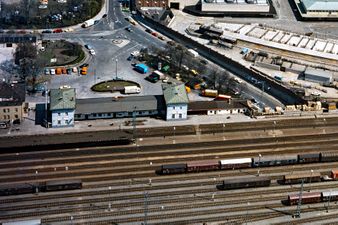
(301, 0), (338, 11)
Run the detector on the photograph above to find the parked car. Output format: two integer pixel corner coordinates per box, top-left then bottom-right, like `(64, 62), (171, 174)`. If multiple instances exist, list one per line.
(151, 32), (158, 37)
(158, 36), (165, 41)
(145, 28), (152, 33)
(89, 49), (96, 55)
(44, 68), (50, 75)
(125, 27), (133, 32)
(67, 68), (72, 75)
(50, 69), (56, 75)
(42, 30), (52, 33)
(72, 67), (78, 73)
(62, 68), (67, 74)
(53, 29), (63, 33)
(80, 63), (89, 68)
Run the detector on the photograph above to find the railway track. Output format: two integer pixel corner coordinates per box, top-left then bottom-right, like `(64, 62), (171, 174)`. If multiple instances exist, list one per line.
(2, 122), (338, 224)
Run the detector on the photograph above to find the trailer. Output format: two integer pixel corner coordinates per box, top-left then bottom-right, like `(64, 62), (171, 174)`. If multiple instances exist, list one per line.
(82, 19), (95, 28)
(124, 86), (141, 94)
(220, 158), (252, 170)
(201, 89), (218, 98)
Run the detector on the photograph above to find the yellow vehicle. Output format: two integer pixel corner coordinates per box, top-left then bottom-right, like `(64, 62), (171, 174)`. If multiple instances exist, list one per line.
(190, 69), (199, 76)
(185, 86), (191, 93)
(80, 67), (88, 75)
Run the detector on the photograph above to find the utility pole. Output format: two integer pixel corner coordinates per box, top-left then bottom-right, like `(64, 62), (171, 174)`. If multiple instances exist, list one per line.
(144, 192), (149, 225)
(132, 106), (137, 142)
(294, 179), (304, 218)
(115, 58), (118, 80)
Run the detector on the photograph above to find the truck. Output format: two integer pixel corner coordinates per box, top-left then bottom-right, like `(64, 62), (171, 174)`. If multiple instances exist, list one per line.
(82, 19), (95, 28)
(146, 70), (165, 83)
(124, 86), (141, 94)
(201, 89), (218, 97)
(187, 49), (199, 58)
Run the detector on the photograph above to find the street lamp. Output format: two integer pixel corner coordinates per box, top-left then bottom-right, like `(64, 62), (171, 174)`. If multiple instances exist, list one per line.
(222, 123), (225, 140)
(173, 126), (176, 144)
(115, 58), (118, 80)
(108, 186), (112, 211)
(257, 154), (262, 176)
(308, 169), (314, 192)
(35, 170), (39, 193)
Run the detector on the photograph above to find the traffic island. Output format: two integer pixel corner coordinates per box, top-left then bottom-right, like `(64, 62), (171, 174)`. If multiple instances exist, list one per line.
(91, 80), (141, 94)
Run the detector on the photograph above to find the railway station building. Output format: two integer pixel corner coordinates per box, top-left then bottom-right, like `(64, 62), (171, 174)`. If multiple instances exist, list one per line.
(49, 87), (76, 128)
(162, 83), (189, 121)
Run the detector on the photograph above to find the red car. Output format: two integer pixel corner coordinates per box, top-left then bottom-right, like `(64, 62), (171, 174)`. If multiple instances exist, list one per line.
(151, 32), (158, 37)
(53, 29), (63, 33)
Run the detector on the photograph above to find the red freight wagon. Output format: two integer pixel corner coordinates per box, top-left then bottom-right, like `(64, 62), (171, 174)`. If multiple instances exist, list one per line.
(288, 192), (321, 205)
(186, 160), (219, 172)
(331, 170), (338, 180)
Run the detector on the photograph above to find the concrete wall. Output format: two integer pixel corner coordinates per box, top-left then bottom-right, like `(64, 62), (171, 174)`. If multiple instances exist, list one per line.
(166, 104), (187, 120)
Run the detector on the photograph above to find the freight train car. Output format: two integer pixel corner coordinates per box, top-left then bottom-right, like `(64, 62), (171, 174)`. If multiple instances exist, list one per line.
(1, 219), (41, 225)
(283, 172), (321, 185)
(220, 158), (252, 170)
(160, 164), (186, 175)
(43, 180), (82, 192)
(288, 192), (321, 205)
(220, 177), (271, 190)
(331, 170), (338, 180)
(0, 183), (39, 196)
(321, 152), (338, 162)
(298, 153), (320, 163)
(186, 160), (219, 173)
(322, 190), (338, 202)
(252, 155), (298, 167)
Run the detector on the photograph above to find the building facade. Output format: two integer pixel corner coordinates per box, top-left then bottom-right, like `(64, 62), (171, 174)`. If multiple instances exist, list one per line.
(162, 84), (189, 120)
(50, 88), (76, 128)
(0, 82), (26, 124)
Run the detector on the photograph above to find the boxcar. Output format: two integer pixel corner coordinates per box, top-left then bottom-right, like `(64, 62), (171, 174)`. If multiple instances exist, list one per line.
(161, 164), (186, 175)
(220, 177), (271, 190)
(298, 153), (320, 163)
(331, 170), (338, 180)
(220, 158), (252, 170)
(322, 190), (338, 202)
(288, 192), (321, 205)
(186, 160), (219, 172)
(1, 219), (41, 225)
(320, 152), (338, 162)
(0, 183), (37, 196)
(252, 155), (298, 167)
(44, 179), (82, 192)
(283, 172), (321, 185)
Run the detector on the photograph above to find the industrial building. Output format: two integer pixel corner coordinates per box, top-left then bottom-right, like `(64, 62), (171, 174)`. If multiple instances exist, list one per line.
(294, 0), (338, 20)
(201, 0), (270, 13)
(303, 67), (333, 85)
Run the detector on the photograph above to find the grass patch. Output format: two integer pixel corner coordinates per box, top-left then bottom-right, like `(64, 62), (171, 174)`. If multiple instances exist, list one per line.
(91, 80), (140, 92)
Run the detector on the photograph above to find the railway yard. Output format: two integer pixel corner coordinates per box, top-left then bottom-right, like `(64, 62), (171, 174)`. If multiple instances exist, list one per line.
(1, 117), (338, 224)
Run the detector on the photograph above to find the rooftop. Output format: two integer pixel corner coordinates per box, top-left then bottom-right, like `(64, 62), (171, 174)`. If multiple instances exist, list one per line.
(301, 0), (338, 11)
(50, 88), (76, 111)
(188, 100), (249, 111)
(76, 95), (165, 114)
(162, 84), (189, 105)
(0, 82), (25, 106)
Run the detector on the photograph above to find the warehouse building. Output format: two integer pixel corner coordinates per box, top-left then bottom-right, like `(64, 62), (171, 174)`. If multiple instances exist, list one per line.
(201, 0), (270, 13)
(303, 67), (333, 85)
(294, 0), (338, 20)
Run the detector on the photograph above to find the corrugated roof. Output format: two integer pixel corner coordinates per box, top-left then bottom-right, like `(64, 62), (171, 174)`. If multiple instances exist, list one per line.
(50, 88), (76, 110)
(162, 84), (189, 105)
(301, 0), (338, 11)
(75, 95), (165, 114)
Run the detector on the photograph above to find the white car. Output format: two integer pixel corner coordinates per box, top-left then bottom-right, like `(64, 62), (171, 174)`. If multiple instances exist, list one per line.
(131, 51), (140, 57)
(50, 68), (56, 75)
(311, 91), (321, 96)
(89, 49), (96, 55)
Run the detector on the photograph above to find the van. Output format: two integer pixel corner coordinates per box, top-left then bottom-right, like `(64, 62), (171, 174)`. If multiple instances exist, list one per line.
(80, 67), (88, 75)
(56, 68), (62, 75)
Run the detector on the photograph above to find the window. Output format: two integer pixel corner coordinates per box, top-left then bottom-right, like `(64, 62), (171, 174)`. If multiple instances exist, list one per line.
(173, 106), (175, 110)
(172, 114), (175, 119)
(179, 114), (182, 118)
(98, 113), (102, 117)
(2, 109), (5, 113)
(57, 120), (61, 125)
(180, 106), (182, 110)
(3, 116), (6, 120)
(65, 120), (69, 124)
(65, 112), (68, 116)
(58, 112), (61, 116)
(15, 115), (18, 119)
(15, 108), (18, 112)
